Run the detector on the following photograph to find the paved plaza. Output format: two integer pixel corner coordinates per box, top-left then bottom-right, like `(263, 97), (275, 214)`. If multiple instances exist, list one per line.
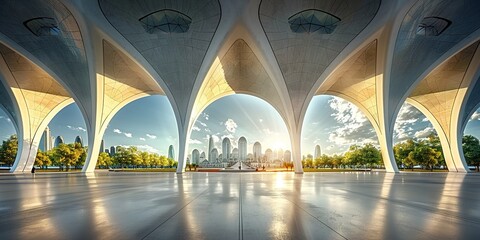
(0, 172), (479, 239)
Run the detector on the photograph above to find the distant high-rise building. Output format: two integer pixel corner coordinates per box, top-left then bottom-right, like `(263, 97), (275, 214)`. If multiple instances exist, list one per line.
(314, 145), (321, 159)
(253, 142), (262, 162)
(110, 146), (116, 156)
(208, 135), (214, 162)
(54, 136), (64, 147)
(247, 153), (253, 161)
(211, 148), (218, 163)
(200, 151), (206, 163)
(192, 149), (200, 164)
(265, 148), (273, 162)
(75, 135), (83, 147)
(238, 137), (247, 161)
(40, 126), (52, 151)
(276, 149), (284, 161)
(232, 148), (238, 160)
(168, 145), (175, 160)
(99, 140), (104, 154)
(222, 137), (231, 162)
(284, 150), (291, 162)
(105, 149), (110, 155)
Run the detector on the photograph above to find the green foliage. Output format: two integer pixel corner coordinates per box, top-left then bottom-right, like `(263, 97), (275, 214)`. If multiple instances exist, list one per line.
(344, 143), (381, 168)
(462, 135), (480, 171)
(35, 149), (52, 168)
(97, 152), (113, 168)
(394, 136), (443, 170)
(53, 143), (85, 171)
(0, 134), (18, 166)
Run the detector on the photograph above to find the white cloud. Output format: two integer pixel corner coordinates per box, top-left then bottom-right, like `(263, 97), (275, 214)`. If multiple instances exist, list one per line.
(120, 144), (159, 154)
(67, 125), (86, 132)
(202, 112), (209, 120)
(0, 116), (11, 122)
(225, 118), (238, 133)
(189, 139), (203, 144)
(198, 120), (207, 127)
(422, 117), (429, 122)
(124, 133), (132, 138)
(146, 134), (157, 139)
(259, 119), (263, 123)
(393, 103), (426, 141)
(139, 137), (146, 141)
(262, 128), (273, 135)
(327, 97), (377, 146)
(113, 129), (122, 134)
(470, 111), (480, 121)
(211, 134), (220, 143)
(414, 127), (434, 139)
(192, 126), (201, 131)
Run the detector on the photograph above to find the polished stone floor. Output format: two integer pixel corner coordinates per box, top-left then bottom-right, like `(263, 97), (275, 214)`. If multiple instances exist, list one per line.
(0, 172), (479, 240)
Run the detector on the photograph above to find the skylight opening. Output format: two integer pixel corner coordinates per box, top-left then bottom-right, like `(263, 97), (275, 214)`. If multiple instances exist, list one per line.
(23, 17), (60, 36)
(416, 17), (452, 36)
(139, 9), (192, 34)
(288, 9), (341, 34)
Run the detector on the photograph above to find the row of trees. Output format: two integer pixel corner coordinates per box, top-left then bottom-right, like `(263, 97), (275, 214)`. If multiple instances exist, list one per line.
(35, 142), (87, 171)
(393, 134), (444, 171)
(1, 134), (479, 171)
(96, 146), (177, 169)
(302, 143), (382, 169)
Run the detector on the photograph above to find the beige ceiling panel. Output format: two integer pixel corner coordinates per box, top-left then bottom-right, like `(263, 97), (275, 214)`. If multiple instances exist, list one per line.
(194, 39), (285, 121)
(320, 41), (379, 127)
(409, 41), (479, 134)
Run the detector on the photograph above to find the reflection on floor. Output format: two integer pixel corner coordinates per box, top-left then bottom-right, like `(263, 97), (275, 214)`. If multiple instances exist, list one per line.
(0, 172), (479, 239)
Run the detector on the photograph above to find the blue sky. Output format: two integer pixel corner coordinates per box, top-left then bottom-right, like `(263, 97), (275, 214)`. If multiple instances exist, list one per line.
(1, 94), (480, 158)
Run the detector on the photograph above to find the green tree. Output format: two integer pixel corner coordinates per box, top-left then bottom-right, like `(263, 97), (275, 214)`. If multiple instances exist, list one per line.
(462, 135), (480, 171)
(97, 152), (113, 169)
(427, 134), (445, 168)
(0, 134), (18, 166)
(35, 149), (52, 169)
(409, 141), (440, 171)
(53, 143), (82, 171)
(394, 139), (416, 169)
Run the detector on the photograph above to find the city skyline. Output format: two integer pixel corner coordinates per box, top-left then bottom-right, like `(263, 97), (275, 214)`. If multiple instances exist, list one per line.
(1, 94), (480, 158)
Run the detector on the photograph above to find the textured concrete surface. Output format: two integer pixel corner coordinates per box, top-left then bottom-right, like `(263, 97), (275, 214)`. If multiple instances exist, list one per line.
(0, 172), (479, 239)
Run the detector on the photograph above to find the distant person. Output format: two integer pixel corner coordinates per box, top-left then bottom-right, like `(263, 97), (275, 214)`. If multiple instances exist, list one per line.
(31, 166), (36, 174)
(262, 165), (265, 170)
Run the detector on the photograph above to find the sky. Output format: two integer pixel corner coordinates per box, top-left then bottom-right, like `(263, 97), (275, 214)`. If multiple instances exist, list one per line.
(1, 94), (480, 158)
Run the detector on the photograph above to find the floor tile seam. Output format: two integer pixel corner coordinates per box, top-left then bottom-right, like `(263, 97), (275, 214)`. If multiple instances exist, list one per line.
(140, 186), (210, 240)
(337, 188), (480, 225)
(283, 195), (349, 240)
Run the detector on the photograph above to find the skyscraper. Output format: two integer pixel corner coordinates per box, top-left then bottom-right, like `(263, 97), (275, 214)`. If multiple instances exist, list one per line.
(265, 149), (273, 163)
(232, 148), (238, 160)
(168, 145), (175, 160)
(54, 136), (64, 147)
(100, 139), (104, 154)
(210, 148), (218, 163)
(200, 151), (206, 163)
(110, 146), (116, 156)
(75, 135), (83, 147)
(253, 141), (262, 162)
(314, 145), (321, 159)
(208, 135), (214, 162)
(40, 126), (52, 151)
(238, 136), (247, 161)
(192, 149), (200, 164)
(222, 137), (231, 162)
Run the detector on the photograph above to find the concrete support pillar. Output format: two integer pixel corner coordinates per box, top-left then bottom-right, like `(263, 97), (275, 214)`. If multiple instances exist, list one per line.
(289, 127), (304, 174)
(176, 126), (189, 174)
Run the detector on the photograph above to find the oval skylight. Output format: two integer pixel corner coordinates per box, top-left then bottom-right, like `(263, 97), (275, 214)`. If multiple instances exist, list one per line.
(139, 9), (192, 34)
